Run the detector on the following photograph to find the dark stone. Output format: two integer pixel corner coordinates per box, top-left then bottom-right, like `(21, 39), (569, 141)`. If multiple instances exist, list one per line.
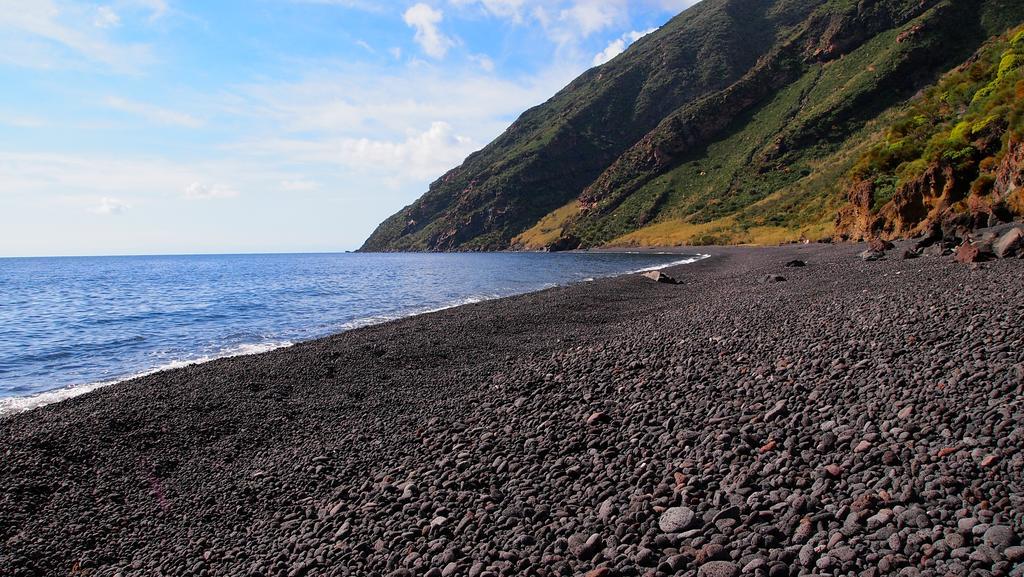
(642, 271), (681, 284)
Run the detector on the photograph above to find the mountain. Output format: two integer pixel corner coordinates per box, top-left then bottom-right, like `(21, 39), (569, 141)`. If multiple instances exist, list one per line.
(362, 0), (1024, 252)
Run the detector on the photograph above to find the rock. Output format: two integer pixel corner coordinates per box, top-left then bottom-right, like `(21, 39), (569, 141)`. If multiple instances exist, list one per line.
(634, 547), (656, 566)
(954, 243), (986, 264)
(993, 227), (1024, 258)
(784, 260), (807, 267)
(584, 568), (613, 577)
(642, 271), (681, 284)
(698, 561), (739, 577)
(597, 498), (615, 522)
(824, 464), (843, 478)
(866, 509), (893, 529)
(659, 507), (697, 533)
(764, 399), (787, 421)
(901, 248), (921, 259)
(742, 557), (767, 573)
(868, 238), (895, 252)
(897, 405), (913, 419)
(568, 533), (603, 561)
(983, 526), (1016, 550)
(859, 250), (885, 261)
(958, 518), (978, 533)
(794, 518), (814, 543)
(763, 274), (787, 283)
(586, 412), (611, 426)
(981, 454), (1000, 467)
(853, 440), (872, 453)
(831, 546), (856, 563)
(1004, 546), (1024, 563)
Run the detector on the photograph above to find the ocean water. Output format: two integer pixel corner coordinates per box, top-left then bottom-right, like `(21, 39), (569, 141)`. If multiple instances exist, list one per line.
(0, 251), (703, 414)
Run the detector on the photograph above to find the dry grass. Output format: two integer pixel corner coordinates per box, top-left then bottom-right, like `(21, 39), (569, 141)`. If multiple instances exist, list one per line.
(605, 217), (835, 247)
(512, 202), (580, 249)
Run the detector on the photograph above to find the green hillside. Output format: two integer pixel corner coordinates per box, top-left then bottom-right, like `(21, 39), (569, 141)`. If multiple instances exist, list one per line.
(362, 0), (1024, 251)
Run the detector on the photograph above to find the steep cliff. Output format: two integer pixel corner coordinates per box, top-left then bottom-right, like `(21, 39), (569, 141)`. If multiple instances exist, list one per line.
(835, 27), (1024, 239)
(363, 0), (1024, 251)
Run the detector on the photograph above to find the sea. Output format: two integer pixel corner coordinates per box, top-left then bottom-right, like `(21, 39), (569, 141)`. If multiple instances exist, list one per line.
(0, 251), (704, 415)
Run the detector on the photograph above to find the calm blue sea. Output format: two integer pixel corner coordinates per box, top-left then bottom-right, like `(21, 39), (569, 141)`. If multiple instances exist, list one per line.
(0, 251), (702, 414)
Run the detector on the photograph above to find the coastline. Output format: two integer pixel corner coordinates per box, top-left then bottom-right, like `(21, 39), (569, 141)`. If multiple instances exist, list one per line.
(0, 252), (708, 418)
(2, 242), (1022, 576)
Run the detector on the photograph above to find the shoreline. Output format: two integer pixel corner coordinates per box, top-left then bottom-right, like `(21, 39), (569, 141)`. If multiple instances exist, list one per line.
(0, 252), (709, 418)
(2, 242), (1022, 576)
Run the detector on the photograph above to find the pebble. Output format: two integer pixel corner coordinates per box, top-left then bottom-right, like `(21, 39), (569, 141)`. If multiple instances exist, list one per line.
(659, 507), (697, 533)
(698, 560), (739, 577)
(2, 244), (1023, 577)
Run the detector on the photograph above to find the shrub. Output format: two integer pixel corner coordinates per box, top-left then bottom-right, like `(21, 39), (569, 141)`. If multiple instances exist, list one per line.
(971, 174), (996, 196)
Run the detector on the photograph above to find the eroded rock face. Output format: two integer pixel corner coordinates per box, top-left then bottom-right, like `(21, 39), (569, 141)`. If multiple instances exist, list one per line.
(995, 136), (1024, 211)
(836, 153), (1024, 244)
(836, 164), (964, 242)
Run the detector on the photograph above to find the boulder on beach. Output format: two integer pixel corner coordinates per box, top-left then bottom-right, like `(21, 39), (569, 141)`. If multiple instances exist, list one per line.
(993, 227), (1024, 258)
(954, 242), (991, 264)
(867, 238), (895, 252)
(641, 270), (681, 284)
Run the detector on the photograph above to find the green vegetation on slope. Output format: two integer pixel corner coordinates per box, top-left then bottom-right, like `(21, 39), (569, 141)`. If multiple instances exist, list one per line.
(364, 0), (1024, 251)
(834, 25), (1024, 238)
(565, 0), (1024, 247)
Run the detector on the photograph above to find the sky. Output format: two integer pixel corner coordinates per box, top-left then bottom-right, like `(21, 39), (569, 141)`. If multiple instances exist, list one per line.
(0, 0), (698, 257)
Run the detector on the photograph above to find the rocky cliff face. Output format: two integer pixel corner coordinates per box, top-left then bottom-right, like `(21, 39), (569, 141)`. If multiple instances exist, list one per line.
(996, 136), (1024, 211)
(834, 27), (1024, 240)
(363, 0), (1024, 251)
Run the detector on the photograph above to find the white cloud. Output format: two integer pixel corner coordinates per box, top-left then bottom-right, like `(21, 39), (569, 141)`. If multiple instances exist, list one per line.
(94, 6), (121, 29)
(0, 0), (152, 72)
(280, 179), (321, 192)
(183, 182), (239, 200)
(449, 0), (527, 21)
(404, 3), (455, 59)
(558, 1), (619, 36)
(338, 121), (476, 181)
(105, 96), (204, 128)
(90, 196), (130, 215)
(469, 53), (495, 72)
(288, 0), (384, 11)
(592, 28), (655, 66)
(228, 61), (580, 140)
(0, 112), (46, 128)
(121, 0), (169, 21)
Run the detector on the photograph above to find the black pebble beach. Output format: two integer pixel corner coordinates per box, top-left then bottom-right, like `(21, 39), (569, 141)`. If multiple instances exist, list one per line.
(2, 243), (1023, 577)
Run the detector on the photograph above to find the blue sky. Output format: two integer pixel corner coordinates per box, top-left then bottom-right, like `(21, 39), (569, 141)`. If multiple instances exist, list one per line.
(0, 0), (697, 256)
